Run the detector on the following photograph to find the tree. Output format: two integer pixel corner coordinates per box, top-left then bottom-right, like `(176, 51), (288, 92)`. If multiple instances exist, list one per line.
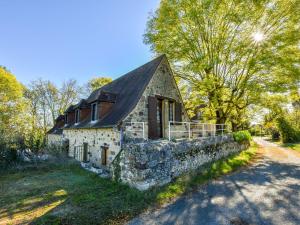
(145, 0), (300, 129)
(87, 77), (112, 92)
(0, 67), (28, 155)
(290, 86), (300, 128)
(27, 79), (81, 129)
(0, 67), (25, 133)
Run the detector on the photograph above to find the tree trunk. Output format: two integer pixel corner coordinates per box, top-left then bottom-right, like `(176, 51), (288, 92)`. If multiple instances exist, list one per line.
(231, 122), (238, 132)
(216, 110), (227, 134)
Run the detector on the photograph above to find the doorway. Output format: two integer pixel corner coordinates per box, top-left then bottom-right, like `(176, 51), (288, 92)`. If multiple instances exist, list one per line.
(83, 142), (88, 162)
(157, 99), (163, 138)
(101, 146), (108, 166)
(148, 96), (164, 139)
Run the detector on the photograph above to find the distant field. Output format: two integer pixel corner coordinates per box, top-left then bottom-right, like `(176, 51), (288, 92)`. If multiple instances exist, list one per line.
(0, 145), (257, 225)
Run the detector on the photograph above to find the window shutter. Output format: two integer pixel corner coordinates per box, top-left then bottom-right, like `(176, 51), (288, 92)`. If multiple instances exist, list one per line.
(148, 96), (158, 139)
(175, 102), (182, 122)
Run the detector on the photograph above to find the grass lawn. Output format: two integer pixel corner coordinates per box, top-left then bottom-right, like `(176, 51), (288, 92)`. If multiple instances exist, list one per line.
(267, 137), (300, 152)
(0, 144), (258, 225)
(281, 143), (300, 152)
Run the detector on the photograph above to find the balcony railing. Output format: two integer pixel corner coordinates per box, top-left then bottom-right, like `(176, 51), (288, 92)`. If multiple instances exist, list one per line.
(122, 121), (228, 142)
(168, 121), (228, 141)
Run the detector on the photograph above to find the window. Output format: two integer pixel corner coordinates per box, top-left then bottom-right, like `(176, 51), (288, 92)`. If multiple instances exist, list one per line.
(91, 103), (97, 121)
(75, 109), (80, 124)
(169, 101), (175, 122)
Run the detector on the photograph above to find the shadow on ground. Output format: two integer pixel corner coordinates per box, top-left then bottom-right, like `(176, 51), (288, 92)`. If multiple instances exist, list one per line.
(129, 157), (300, 225)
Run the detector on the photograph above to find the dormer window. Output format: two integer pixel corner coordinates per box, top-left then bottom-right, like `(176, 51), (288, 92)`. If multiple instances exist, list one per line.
(91, 103), (98, 122)
(75, 109), (80, 124)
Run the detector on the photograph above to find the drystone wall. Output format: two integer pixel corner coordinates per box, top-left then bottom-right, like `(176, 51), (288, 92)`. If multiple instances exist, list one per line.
(112, 135), (249, 190)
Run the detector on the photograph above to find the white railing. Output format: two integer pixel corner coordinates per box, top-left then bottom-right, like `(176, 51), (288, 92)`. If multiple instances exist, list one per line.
(168, 121), (228, 141)
(124, 122), (146, 140)
(122, 121), (228, 142)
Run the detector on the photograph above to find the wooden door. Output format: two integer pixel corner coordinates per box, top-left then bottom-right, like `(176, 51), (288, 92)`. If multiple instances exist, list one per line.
(148, 96), (164, 139)
(157, 99), (163, 138)
(175, 102), (182, 122)
(148, 96), (158, 139)
(101, 147), (108, 166)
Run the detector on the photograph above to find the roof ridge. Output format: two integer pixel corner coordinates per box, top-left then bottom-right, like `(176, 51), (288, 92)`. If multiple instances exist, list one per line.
(62, 54), (167, 129)
(97, 54), (165, 92)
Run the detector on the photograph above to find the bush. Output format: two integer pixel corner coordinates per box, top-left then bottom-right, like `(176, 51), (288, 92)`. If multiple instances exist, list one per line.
(276, 117), (300, 143)
(0, 134), (20, 169)
(45, 144), (68, 157)
(233, 130), (252, 144)
(271, 129), (280, 140)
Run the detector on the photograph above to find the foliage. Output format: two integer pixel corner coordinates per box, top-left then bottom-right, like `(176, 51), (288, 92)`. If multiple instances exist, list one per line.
(44, 144), (68, 157)
(0, 134), (17, 169)
(233, 130), (252, 144)
(0, 144), (257, 225)
(25, 129), (45, 153)
(86, 77), (112, 93)
(26, 79), (82, 126)
(156, 143), (257, 202)
(145, 0), (300, 127)
(282, 143), (300, 152)
(276, 117), (300, 143)
(289, 87), (300, 129)
(0, 67), (27, 165)
(0, 67), (25, 134)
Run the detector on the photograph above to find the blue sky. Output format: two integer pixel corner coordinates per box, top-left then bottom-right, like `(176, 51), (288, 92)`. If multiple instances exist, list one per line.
(0, 0), (160, 85)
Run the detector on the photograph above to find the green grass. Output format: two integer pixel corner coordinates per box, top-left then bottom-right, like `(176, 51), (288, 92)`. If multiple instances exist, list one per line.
(155, 144), (258, 203)
(281, 143), (300, 152)
(267, 137), (300, 152)
(0, 145), (258, 225)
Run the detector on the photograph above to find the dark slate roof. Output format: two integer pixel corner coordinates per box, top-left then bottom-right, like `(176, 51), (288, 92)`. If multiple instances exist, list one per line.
(74, 99), (89, 109)
(47, 115), (65, 134)
(55, 115), (65, 122)
(65, 105), (75, 113)
(66, 54), (165, 129)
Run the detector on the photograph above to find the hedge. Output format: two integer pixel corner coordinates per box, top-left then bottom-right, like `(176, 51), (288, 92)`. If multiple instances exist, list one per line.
(233, 130), (252, 144)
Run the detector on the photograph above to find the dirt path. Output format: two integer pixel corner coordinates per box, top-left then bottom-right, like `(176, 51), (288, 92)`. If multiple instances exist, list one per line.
(128, 138), (300, 225)
(254, 137), (300, 164)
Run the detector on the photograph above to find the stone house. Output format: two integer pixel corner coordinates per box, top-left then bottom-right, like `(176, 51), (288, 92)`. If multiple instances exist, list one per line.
(47, 55), (190, 167)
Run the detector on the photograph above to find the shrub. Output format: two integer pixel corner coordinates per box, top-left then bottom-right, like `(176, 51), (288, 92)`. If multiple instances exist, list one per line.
(276, 117), (300, 143)
(44, 144), (68, 157)
(271, 129), (280, 140)
(233, 130), (252, 144)
(0, 133), (20, 169)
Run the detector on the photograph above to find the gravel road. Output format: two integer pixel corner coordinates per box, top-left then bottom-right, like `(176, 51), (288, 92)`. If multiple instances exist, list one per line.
(128, 137), (300, 225)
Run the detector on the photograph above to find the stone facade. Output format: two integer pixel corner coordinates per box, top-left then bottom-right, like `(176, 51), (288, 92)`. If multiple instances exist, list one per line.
(112, 135), (248, 190)
(48, 57), (191, 166)
(123, 58), (189, 139)
(47, 134), (63, 146)
(63, 128), (121, 167)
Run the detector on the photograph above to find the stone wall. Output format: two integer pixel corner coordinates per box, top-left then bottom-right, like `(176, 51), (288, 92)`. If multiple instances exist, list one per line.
(123, 58), (189, 139)
(63, 128), (121, 167)
(47, 134), (63, 146)
(112, 135), (248, 190)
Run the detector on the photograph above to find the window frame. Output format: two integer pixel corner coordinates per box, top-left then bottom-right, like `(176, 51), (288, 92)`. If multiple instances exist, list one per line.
(91, 102), (98, 122)
(65, 114), (68, 124)
(168, 101), (175, 123)
(75, 109), (80, 124)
